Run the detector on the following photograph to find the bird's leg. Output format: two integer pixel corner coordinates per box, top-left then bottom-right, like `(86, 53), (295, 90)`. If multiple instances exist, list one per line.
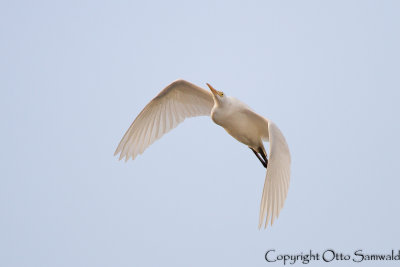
(250, 148), (267, 168)
(259, 149), (268, 168)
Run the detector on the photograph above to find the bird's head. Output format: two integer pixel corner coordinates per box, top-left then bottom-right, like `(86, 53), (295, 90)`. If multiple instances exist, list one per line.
(206, 83), (226, 105)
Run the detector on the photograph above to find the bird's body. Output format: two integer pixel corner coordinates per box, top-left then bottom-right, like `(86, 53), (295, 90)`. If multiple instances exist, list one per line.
(115, 79), (291, 228)
(211, 97), (268, 154)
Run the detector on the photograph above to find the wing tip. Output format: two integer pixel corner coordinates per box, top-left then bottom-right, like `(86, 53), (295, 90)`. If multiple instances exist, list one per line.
(258, 214), (274, 230)
(114, 150), (137, 162)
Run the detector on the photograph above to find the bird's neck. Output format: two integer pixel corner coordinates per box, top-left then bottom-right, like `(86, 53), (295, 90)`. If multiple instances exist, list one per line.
(211, 97), (233, 125)
(213, 97), (232, 109)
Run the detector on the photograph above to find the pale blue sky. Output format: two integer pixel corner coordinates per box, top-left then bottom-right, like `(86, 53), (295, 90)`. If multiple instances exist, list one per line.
(1, 1), (400, 266)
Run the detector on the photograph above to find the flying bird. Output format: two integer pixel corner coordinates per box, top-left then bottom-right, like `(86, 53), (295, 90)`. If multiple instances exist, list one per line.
(114, 80), (291, 228)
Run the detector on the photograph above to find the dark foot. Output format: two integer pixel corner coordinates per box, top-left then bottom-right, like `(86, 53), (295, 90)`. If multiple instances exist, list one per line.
(259, 149), (268, 167)
(250, 148), (268, 168)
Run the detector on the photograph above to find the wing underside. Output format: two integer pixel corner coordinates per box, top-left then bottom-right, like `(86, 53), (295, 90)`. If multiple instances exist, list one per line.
(114, 80), (214, 161)
(259, 121), (291, 228)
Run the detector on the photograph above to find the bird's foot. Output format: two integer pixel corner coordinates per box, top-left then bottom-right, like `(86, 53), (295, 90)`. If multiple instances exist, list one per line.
(250, 148), (268, 169)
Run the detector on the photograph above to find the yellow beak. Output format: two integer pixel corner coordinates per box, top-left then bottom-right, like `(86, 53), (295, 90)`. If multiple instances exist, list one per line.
(206, 83), (218, 95)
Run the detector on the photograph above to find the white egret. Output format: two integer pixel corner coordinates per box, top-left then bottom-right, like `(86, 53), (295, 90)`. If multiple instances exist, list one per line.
(114, 80), (291, 228)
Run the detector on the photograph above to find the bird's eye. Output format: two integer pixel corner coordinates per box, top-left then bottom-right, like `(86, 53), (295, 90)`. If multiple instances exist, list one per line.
(221, 92), (224, 96)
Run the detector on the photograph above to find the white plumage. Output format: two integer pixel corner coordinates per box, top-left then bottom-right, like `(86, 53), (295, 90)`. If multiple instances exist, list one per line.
(115, 79), (291, 228)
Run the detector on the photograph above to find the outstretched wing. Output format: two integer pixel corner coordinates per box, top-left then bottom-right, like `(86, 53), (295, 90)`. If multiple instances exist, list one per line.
(259, 121), (291, 228)
(114, 79), (214, 161)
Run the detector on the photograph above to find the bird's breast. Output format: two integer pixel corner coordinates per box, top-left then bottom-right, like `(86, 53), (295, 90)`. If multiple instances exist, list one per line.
(211, 106), (264, 148)
(210, 108), (225, 127)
